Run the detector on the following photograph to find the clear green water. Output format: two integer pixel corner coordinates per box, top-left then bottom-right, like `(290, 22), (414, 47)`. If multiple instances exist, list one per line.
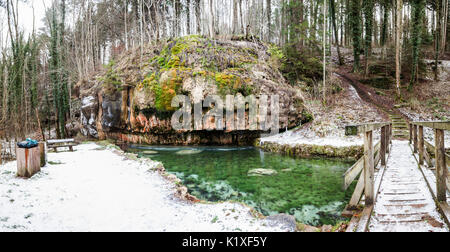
(127, 145), (354, 226)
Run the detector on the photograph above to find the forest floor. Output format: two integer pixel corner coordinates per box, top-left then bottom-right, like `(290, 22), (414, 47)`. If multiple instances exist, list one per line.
(262, 48), (450, 149)
(260, 50), (387, 148)
(0, 143), (297, 232)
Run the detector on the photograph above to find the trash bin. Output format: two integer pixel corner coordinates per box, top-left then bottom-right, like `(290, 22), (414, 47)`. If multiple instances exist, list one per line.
(16, 139), (41, 178)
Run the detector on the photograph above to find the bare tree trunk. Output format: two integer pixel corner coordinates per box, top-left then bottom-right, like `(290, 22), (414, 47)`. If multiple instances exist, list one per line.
(209, 0), (215, 38)
(232, 0), (238, 34)
(195, 0), (201, 34)
(267, 0), (271, 42)
(186, 0), (191, 35)
(323, 0), (327, 104)
(395, 0), (402, 98)
(435, 0), (442, 81)
(239, 0), (244, 34)
(175, 0), (181, 37)
(330, 0), (343, 65)
(124, 0), (128, 50)
(441, 0), (448, 54)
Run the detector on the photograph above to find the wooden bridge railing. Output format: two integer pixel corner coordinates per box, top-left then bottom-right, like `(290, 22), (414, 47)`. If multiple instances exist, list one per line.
(410, 121), (449, 202)
(344, 122), (392, 209)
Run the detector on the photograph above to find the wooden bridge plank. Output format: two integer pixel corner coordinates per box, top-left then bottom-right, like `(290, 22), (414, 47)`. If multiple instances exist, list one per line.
(368, 140), (449, 232)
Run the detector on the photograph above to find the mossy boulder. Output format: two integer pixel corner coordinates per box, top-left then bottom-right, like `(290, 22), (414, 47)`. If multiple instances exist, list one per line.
(79, 36), (311, 144)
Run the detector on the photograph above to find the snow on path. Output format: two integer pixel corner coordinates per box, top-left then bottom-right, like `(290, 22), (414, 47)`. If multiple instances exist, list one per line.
(0, 143), (294, 232)
(369, 140), (449, 232)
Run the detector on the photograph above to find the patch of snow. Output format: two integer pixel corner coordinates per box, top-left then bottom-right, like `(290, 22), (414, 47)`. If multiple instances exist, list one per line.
(81, 96), (95, 109)
(399, 109), (450, 147)
(348, 85), (363, 103)
(0, 143), (294, 232)
(260, 130), (365, 147)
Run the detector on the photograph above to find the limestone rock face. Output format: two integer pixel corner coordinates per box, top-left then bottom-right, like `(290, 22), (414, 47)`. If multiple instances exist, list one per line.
(80, 95), (99, 138)
(101, 92), (123, 132)
(79, 36), (311, 145)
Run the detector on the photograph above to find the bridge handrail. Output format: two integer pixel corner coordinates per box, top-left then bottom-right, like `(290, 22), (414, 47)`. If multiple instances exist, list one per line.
(344, 122), (392, 209)
(345, 122), (391, 136)
(409, 120), (449, 202)
(411, 121), (450, 131)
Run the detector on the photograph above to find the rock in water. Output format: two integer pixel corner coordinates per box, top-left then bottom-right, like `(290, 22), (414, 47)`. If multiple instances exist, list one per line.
(142, 150), (158, 155)
(176, 150), (203, 155)
(247, 168), (278, 177)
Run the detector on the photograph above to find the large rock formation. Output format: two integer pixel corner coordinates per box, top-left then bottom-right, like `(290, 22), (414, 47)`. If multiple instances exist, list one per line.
(79, 36), (311, 145)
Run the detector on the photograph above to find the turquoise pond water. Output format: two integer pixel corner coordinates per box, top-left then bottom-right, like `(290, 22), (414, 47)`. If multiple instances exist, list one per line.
(126, 145), (354, 226)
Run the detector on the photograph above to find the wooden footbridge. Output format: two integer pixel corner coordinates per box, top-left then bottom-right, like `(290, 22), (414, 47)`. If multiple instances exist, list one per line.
(343, 116), (449, 232)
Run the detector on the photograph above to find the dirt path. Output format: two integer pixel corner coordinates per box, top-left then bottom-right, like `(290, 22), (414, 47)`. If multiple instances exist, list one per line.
(334, 68), (395, 119)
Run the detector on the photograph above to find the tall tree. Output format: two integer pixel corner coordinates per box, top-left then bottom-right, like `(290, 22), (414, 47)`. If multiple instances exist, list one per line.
(409, 0), (425, 89)
(350, 0), (361, 72)
(330, 0), (343, 65)
(380, 0), (390, 60)
(186, 0), (191, 35)
(363, 0), (373, 76)
(195, 0), (201, 34)
(174, 0), (181, 37)
(395, 0), (402, 97)
(209, 0), (215, 38)
(233, 0), (239, 34)
(435, 0), (441, 81)
(267, 0), (272, 42)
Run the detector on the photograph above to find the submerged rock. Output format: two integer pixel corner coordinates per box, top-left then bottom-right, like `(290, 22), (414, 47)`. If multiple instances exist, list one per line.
(247, 168), (278, 177)
(142, 150), (158, 155)
(176, 150), (203, 155)
(266, 214), (297, 231)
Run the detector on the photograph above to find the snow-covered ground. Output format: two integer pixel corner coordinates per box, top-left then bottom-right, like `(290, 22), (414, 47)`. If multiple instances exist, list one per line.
(260, 130), (364, 147)
(260, 128), (382, 148)
(0, 143), (295, 232)
(399, 109), (450, 148)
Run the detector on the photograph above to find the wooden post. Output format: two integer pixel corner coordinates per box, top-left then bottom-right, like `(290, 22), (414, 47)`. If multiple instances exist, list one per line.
(16, 146), (41, 178)
(389, 124), (392, 150)
(385, 127), (389, 154)
(418, 126), (424, 165)
(409, 123), (413, 144)
(38, 142), (46, 167)
(435, 129), (447, 202)
(413, 125), (418, 153)
(381, 126), (386, 166)
(364, 130), (374, 206)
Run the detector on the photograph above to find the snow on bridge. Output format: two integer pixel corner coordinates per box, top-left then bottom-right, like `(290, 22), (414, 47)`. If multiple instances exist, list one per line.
(344, 117), (449, 232)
